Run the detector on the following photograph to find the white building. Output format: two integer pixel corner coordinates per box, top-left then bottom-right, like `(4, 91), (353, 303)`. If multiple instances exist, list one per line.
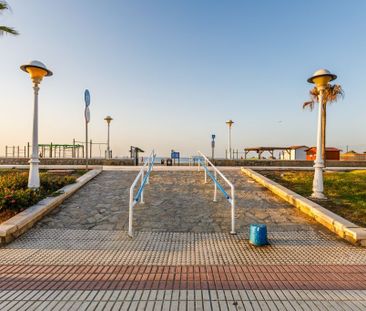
(280, 146), (308, 160)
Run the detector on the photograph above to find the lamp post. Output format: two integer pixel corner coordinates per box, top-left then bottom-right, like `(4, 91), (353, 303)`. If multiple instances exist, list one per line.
(226, 120), (234, 159)
(84, 90), (91, 170)
(20, 61), (53, 189)
(307, 69), (337, 199)
(211, 134), (216, 159)
(104, 115), (113, 159)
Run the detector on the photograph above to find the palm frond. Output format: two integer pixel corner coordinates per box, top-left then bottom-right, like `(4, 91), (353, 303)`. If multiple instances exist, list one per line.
(0, 2), (18, 36)
(303, 86), (318, 110)
(303, 84), (344, 110)
(0, 26), (19, 35)
(324, 84), (344, 104)
(0, 1), (9, 12)
(303, 101), (315, 110)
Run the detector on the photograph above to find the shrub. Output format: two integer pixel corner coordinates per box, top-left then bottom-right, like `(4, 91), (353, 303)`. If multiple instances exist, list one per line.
(0, 171), (77, 212)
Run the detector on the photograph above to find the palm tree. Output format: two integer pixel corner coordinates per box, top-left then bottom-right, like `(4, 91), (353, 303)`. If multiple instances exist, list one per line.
(0, 1), (18, 35)
(303, 84), (344, 165)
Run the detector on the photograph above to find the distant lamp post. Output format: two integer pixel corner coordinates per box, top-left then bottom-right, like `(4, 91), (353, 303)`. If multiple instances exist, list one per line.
(104, 115), (113, 159)
(211, 134), (216, 159)
(226, 120), (234, 159)
(20, 60), (53, 189)
(84, 90), (91, 170)
(307, 69), (337, 199)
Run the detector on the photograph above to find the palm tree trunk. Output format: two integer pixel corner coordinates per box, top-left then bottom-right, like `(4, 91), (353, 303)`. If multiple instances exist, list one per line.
(321, 102), (327, 167)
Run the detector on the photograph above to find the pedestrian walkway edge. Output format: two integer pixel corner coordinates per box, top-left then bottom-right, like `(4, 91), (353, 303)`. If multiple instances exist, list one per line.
(241, 167), (366, 246)
(0, 169), (102, 244)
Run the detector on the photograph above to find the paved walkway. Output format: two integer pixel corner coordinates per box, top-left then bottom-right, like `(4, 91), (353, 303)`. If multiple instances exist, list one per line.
(1, 169), (366, 310)
(35, 170), (322, 233)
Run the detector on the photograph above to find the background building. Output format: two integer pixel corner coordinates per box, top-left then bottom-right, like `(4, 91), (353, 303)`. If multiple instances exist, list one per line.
(280, 146), (308, 160)
(341, 150), (366, 161)
(306, 147), (341, 161)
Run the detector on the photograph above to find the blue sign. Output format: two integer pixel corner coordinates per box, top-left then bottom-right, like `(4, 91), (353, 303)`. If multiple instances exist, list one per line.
(171, 151), (180, 159)
(84, 89), (91, 107)
(212, 134), (216, 141)
(84, 89), (91, 123)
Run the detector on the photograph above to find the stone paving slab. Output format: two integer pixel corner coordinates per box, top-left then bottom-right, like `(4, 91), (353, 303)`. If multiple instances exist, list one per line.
(1, 169), (366, 309)
(34, 170), (326, 234)
(1, 230), (365, 266)
(1, 263), (366, 291)
(1, 289), (366, 310)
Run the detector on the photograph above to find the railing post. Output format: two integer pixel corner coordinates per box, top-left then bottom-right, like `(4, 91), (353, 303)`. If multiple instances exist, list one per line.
(230, 185), (236, 235)
(141, 169), (145, 204)
(213, 171), (217, 202)
(146, 158), (150, 185)
(204, 160), (207, 184)
(128, 188), (134, 237)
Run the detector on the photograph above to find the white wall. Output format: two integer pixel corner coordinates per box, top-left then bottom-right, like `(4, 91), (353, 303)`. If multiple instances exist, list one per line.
(280, 147), (307, 160)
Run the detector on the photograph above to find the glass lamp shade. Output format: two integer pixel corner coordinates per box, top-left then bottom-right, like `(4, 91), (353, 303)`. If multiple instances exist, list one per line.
(307, 69), (337, 87)
(26, 66), (48, 81)
(311, 75), (333, 87)
(20, 61), (53, 82)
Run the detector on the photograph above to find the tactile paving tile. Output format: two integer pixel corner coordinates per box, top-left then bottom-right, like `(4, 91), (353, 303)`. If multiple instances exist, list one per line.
(1, 228), (365, 266)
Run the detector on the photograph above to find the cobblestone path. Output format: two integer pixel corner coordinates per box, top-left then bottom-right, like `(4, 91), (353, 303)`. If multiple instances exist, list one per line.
(1, 168), (366, 310)
(35, 170), (323, 233)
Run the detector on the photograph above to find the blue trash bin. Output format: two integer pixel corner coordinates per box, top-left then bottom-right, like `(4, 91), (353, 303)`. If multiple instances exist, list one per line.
(249, 224), (268, 246)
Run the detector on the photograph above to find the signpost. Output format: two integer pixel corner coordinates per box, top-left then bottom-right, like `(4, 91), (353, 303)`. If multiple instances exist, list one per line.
(171, 150), (180, 166)
(171, 151), (180, 159)
(211, 134), (216, 159)
(84, 89), (91, 170)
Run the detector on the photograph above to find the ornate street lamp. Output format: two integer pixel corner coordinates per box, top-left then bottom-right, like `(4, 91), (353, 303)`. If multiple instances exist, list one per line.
(307, 69), (337, 199)
(20, 61), (53, 189)
(104, 115), (113, 159)
(226, 120), (234, 159)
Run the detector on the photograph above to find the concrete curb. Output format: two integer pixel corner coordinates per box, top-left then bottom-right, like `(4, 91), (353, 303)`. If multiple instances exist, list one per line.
(0, 169), (102, 244)
(241, 167), (366, 246)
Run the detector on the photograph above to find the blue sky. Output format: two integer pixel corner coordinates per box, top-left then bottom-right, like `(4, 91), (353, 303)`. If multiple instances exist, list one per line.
(1, 0), (366, 157)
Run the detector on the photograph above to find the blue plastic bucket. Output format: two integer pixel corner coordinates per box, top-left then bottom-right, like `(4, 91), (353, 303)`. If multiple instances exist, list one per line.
(249, 224), (268, 246)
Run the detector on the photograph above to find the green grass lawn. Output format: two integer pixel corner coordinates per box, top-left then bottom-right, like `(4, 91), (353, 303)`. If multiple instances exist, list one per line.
(261, 170), (366, 227)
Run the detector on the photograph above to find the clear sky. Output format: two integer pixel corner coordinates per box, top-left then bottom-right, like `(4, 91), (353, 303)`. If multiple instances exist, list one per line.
(1, 0), (366, 157)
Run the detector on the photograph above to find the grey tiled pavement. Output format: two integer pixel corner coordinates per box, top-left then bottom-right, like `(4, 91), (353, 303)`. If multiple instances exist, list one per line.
(1, 168), (366, 310)
(1, 289), (366, 310)
(2, 229), (365, 265)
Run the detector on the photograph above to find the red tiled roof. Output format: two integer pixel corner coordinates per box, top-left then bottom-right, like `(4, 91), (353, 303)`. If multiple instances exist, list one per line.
(306, 147), (342, 152)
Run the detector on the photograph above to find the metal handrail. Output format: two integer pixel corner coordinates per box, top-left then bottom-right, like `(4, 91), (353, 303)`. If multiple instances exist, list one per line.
(128, 150), (156, 237)
(197, 151), (236, 234)
(134, 158), (154, 202)
(200, 164), (230, 200)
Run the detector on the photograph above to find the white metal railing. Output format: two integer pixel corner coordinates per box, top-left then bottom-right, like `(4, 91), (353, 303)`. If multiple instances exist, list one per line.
(189, 155), (202, 166)
(197, 151), (236, 234)
(128, 150), (156, 237)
